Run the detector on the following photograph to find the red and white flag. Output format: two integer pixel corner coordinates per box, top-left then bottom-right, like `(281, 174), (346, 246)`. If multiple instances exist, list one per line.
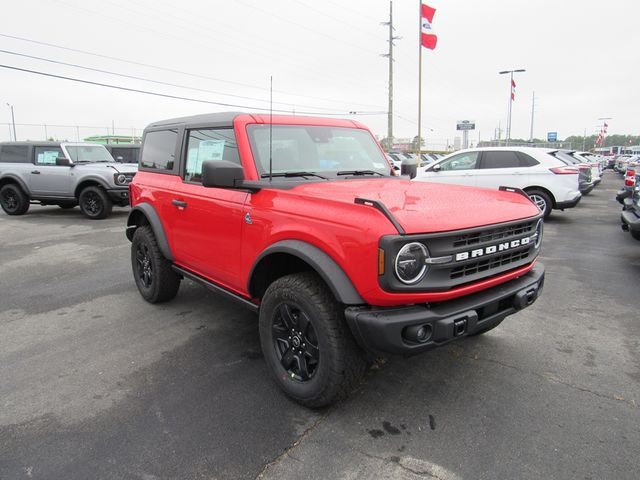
(511, 79), (516, 101)
(421, 3), (438, 50)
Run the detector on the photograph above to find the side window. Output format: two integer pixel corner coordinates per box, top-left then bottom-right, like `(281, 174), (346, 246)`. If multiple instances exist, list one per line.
(140, 130), (178, 171)
(439, 151), (479, 171)
(184, 128), (240, 183)
(0, 145), (30, 163)
(517, 152), (540, 167)
(111, 148), (137, 164)
(479, 151), (521, 169)
(35, 147), (64, 166)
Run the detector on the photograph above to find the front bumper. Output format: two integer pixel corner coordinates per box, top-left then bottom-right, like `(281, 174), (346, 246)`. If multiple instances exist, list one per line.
(106, 187), (130, 205)
(555, 193), (581, 210)
(621, 207), (640, 233)
(345, 263), (545, 356)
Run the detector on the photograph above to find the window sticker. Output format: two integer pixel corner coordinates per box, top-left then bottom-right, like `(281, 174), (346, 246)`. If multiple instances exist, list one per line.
(198, 140), (225, 162)
(37, 150), (60, 165)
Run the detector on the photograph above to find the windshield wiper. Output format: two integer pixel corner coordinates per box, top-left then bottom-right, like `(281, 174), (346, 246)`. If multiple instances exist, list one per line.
(336, 170), (385, 176)
(261, 171), (328, 179)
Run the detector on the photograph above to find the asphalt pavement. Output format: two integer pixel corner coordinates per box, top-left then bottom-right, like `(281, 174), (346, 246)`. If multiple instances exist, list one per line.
(1, 171), (639, 480)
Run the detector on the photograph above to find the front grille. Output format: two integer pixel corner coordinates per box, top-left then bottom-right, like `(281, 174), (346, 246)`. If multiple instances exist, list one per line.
(452, 220), (535, 248)
(379, 216), (542, 293)
(450, 248), (532, 279)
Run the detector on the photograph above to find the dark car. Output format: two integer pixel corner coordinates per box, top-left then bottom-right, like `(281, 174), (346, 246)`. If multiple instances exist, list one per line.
(104, 144), (141, 164)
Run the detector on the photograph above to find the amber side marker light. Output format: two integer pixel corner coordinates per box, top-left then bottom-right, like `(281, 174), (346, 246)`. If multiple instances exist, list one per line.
(378, 248), (385, 275)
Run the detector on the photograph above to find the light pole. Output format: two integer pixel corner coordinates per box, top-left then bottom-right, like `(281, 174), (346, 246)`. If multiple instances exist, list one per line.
(499, 69), (525, 145)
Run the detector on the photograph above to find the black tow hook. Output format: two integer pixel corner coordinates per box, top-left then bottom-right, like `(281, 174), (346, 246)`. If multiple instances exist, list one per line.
(453, 318), (467, 337)
(514, 284), (539, 310)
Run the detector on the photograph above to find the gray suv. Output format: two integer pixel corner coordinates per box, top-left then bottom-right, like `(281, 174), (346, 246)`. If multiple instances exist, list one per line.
(0, 141), (137, 219)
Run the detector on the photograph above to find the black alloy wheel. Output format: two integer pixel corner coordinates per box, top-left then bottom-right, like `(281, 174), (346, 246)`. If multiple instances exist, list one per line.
(78, 186), (112, 219)
(272, 302), (320, 382)
(0, 184), (30, 215)
(135, 242), (154, 289)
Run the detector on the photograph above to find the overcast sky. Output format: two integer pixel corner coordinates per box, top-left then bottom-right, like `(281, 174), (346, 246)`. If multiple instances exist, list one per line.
(1, 0), (638, 149)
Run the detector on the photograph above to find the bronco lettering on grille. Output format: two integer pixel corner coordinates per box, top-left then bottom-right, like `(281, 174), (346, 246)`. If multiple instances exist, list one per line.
(455, 237), (532, 262)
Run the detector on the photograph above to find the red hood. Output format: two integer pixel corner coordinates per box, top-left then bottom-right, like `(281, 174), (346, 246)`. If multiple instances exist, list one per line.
(286, 178), (540, 234)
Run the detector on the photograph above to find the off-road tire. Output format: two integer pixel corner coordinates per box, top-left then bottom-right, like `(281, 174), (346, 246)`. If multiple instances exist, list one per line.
(526, 189), (552, 219)
(131, 225), (180, 303)
(0, 183), (30, 215)
(259, 272), (367, 408)
(79, 186), (112, 219)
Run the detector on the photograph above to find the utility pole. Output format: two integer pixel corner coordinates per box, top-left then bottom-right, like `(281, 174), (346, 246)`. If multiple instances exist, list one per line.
(529, 91), (536, 142)
(6, 103), (16, 141)
(381, 1), (401, 150)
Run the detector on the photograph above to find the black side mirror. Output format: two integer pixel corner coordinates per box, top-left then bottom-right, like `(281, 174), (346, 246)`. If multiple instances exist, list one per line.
(400, 162), (417, 179)
(56, 157), (71, 166)
(202, 160), (245, 188)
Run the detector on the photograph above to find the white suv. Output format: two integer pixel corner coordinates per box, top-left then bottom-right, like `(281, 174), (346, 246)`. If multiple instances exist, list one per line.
(413, 147), (581, 218)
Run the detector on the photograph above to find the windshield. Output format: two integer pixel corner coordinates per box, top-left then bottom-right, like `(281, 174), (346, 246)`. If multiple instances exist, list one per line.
(246, 125), (391, 177)
(65, 145), (113, 163)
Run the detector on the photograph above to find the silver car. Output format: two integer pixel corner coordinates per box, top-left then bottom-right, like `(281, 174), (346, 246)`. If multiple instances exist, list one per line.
(0, 141), (137, 219)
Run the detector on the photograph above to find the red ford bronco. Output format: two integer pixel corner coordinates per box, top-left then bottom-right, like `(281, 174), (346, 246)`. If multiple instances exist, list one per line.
(126, 113), (545, 407)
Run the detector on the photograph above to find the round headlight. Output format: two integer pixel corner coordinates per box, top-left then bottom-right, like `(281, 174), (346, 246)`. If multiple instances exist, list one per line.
(394, 242), (428, 284)
(117, 174), (127, 184)
(534, 219), (543, 249)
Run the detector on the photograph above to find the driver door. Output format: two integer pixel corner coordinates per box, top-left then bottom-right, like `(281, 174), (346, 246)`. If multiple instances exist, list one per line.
(29, 146), (72, 196)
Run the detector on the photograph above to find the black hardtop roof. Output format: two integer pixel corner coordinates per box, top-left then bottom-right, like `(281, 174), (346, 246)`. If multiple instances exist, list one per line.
(0, 141), (62, 147)
(146, 111), (244, 129)
(105, 143), (141, 149)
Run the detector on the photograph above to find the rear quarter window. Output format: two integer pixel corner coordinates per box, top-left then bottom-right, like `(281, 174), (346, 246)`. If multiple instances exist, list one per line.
(140, 130), (179, 173)
(0, 145), (30, 163)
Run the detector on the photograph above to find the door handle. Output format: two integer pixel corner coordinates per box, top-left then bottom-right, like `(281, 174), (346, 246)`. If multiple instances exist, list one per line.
(31, 170), (41, 174)
(171, 199), (187, 208)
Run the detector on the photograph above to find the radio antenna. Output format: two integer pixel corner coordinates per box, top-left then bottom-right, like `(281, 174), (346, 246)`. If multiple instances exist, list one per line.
(269, 75), (273, 182)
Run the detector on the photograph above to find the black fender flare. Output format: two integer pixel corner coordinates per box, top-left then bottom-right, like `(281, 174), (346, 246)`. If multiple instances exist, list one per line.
(249, 240), (365, 305)
(0, 174), (30, 195)
(74, 177), (112, 197)
(126, 202), (173, 261)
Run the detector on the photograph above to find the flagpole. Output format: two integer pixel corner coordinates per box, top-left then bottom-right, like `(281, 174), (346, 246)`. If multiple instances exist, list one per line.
(417, 0), (422, 156)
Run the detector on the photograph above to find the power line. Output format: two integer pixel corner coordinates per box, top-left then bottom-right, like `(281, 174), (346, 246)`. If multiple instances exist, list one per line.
(0, 63), (386, 116)
(233, 0), (381, 56)
(0, 49), (343, 112)
(291, 0), (382, 41)
(0, 32), (385, 110)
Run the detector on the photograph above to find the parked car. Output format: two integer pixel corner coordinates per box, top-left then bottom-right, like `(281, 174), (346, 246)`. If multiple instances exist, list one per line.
(413, 146), (581, 218)
(104, 144), (141, 164)
(615, 155), (638, 173)
(621, 181), (640, 241)
(561, 151), (601, 186)
(616, 163), (639, 205)
(125, 112), (544, 407)
(549, 150), (595, 195)
(0, 141), (136, 219)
